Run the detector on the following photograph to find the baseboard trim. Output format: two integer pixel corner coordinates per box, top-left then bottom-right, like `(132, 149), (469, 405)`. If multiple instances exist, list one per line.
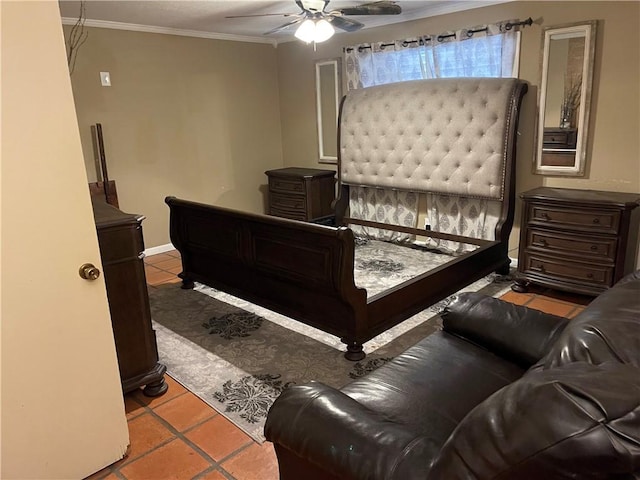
(145, 243), (175, 257)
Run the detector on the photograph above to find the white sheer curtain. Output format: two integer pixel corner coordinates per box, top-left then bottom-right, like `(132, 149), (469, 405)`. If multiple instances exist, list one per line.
(343, 20), (522, 251)
(344, 21), (521, 89)
(344, 38), (431, 90)
(348, 187), (419, 244)
(423, 195), (503, 254)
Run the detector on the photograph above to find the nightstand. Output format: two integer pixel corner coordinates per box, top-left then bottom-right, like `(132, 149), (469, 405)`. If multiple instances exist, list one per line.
(265, 167), (336, 222)
(512, 187), (640, 296)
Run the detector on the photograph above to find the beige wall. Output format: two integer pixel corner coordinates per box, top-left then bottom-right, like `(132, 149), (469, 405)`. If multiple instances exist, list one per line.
(276, 1), (640, 258)
(66, 2), (639, 258)
(66, 27), (284, 247)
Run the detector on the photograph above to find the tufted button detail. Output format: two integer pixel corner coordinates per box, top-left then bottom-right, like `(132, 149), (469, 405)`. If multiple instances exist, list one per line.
(339, 78), (512, 200)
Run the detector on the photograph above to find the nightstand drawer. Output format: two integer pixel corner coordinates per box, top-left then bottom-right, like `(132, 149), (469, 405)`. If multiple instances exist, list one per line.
(521, 252), (614, 289)
(269, 206), (307, 221)
(542, 128), (577, 149)
(527, 229), (617, 262)
(529, 204), (620, 235)
(270, 192), (306, 212)
(269, 177), (304, 194)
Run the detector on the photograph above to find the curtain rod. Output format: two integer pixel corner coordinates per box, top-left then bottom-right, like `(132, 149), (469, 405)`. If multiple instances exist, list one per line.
(343, 17), (533, 53)
(505, 17), (533, 31)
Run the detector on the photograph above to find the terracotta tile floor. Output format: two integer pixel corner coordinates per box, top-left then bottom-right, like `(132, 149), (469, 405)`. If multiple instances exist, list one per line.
(87, 249), (591, 479)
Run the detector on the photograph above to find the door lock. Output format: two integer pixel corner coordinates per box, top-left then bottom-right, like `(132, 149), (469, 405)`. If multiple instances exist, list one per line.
(79, 263), (101, 281)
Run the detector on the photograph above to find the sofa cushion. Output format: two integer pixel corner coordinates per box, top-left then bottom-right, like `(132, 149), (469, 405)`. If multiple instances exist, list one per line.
(428, 361), (640, 479)
(342, 331), (524, 448)
(539, 271), (640, 370)
(442, 292), (568, 368)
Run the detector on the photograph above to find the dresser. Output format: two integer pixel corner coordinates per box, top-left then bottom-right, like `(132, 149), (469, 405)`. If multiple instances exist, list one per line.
(93, 200), (167, 396)
(513, 187), (640, 296)
(265, 167), (336, 221)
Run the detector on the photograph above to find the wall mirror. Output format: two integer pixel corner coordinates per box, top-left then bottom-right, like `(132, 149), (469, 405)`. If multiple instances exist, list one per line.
(315, 58), (342, 164)
(535, 21), (597, 176)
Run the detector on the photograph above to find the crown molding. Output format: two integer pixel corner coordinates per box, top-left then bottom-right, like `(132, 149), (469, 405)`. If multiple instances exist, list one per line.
(60, 17), (279, 47)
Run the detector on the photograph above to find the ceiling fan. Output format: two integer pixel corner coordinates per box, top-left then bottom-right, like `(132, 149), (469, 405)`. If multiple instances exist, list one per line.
(226, 0), (402, 42)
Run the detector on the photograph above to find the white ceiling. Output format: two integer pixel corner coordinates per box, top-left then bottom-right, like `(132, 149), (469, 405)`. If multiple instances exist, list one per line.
(58, 0), (508, 45)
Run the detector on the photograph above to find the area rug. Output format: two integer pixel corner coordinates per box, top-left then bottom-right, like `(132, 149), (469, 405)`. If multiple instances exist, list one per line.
(149, 265), (514, 443)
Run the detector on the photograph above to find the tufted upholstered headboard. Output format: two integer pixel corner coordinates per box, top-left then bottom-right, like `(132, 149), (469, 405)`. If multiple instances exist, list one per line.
(339, 78), (524, 201)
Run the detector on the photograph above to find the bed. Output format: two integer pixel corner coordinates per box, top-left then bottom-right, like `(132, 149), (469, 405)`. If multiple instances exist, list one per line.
(166, 77), (528, 360)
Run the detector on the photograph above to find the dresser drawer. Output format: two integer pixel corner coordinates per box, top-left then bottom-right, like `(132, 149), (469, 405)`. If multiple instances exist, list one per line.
(96, 223), (145, 264)
(521, 252), (614, 289)
(269, 177), (305, 194)
(269, 206), (307, 221)
(270, 192), (306, 213)
(542, 128), (577, 149)
(526, 229), (617, 262)
(529, 204), (621, 235)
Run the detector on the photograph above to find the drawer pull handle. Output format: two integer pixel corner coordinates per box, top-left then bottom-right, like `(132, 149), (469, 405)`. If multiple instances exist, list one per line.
(593, 218), (600, 224)
(590, 245), (598, 251)
(540, 239), (547, 247)
(540, 212), (549, 220)
(586, 273), (594, 279)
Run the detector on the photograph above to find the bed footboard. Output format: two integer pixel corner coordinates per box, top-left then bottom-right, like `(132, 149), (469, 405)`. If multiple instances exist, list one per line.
(165, 196), (368, 359)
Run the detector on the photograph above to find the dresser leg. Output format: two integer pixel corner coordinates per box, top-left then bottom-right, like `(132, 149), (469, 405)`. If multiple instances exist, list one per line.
(511, 279), (530, 293)
(181, 278), (195, 290)
(142, 378), (169, 397)
(143, 375), (168, 397)
(123, 363), (169, 397)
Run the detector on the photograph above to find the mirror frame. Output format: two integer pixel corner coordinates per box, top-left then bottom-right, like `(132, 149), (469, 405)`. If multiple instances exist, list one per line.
(534, 21), (597, 176)
(315, 58), (342, 164)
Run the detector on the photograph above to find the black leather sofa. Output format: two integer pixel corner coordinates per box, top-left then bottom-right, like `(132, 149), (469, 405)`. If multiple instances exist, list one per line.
(264, 271), (640, 479)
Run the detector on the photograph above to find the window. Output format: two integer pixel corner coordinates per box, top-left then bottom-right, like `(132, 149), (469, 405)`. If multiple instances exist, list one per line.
(344, 23), (521, 91)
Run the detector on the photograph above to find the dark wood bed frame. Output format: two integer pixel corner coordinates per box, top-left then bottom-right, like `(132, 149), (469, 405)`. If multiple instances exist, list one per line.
(167, 78), (528, 360)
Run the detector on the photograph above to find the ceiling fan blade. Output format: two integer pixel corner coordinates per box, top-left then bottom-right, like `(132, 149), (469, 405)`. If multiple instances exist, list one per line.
(264, 17), (304, 35)
(328, 15), (364, 32)
(226, 13), (298, 19)
(337, 1), (401, 16)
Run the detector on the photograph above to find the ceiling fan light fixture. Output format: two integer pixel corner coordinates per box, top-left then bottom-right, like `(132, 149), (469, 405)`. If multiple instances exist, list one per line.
(294, 18), (335, 43)
(294, 19), (316, 42)
(314, 19), (335, 42)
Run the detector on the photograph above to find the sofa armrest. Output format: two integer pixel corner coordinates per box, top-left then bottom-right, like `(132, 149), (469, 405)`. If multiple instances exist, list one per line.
(441, 292), (569, 368)
(264, 382), (439, 480)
